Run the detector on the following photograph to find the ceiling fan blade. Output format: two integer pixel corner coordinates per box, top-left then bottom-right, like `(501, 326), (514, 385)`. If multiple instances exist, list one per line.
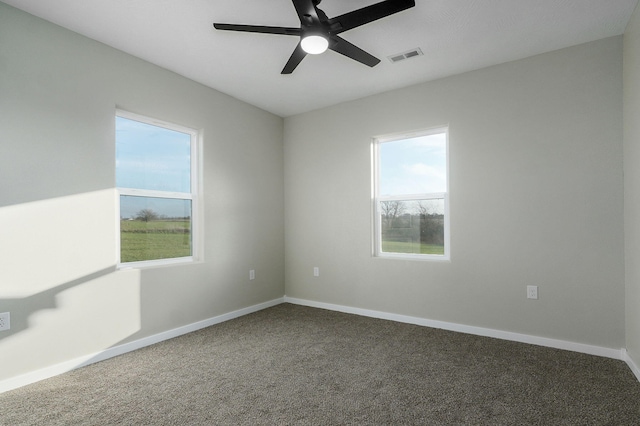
(282, 42), (307, 74)
(326, 0), (415, 34)
(291, 0), (320, 25)
(329, 36), (380, 68)
(214, 23), (300, 36)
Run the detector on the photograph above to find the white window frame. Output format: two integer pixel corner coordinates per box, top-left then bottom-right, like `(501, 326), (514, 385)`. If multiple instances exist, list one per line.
(372, 127), (450, 261)
(115, 109), (201, 269)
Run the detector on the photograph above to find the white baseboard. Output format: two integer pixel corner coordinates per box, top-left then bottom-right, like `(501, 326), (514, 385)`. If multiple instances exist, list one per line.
(284, 296), (626, 361)
(3, 295), (635, 394)
(0, 297), (284, 394)
(623, 349), (640, 382)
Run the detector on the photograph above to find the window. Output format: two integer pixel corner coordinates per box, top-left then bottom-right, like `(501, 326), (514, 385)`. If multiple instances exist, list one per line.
(373, 127), (449, 260)
(116, 110), (199, 266)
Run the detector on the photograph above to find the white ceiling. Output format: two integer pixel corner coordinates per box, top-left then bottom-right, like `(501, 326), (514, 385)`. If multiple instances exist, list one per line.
(3, 0), (638, 117)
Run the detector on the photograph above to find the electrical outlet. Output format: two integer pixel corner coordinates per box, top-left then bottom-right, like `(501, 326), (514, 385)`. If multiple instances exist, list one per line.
(249, 269), (255, 280)
(527, 285), (538, 300)
(0, 312), (10, 331)
(313, 267), (319, 277)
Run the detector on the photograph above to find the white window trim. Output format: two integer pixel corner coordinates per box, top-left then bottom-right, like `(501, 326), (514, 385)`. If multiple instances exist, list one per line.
(115, 109), (202, 269)
(372, 126), (450, 261)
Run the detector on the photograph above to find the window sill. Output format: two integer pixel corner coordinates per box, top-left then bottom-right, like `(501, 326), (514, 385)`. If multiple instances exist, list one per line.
(117, 256), (200, 270)
(374, 253), (450, 262)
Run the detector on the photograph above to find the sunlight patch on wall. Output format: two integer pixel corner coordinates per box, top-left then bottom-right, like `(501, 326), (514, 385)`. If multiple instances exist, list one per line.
(0, 189), (117, 298)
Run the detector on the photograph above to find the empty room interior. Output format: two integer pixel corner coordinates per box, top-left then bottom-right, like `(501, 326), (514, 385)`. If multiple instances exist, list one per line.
(2, 0), (640, 422)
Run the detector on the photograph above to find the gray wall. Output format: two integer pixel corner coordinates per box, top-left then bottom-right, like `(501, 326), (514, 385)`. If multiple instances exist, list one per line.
(284, 37), (625, 349)
(625, 4), (640, 370)
(0, 3), (284, 381)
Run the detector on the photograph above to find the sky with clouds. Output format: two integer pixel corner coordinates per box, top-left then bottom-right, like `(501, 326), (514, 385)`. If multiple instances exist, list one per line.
(116, 118), (446, 220)
(116, 116), (192, 219)
(379, 132), (447, 196)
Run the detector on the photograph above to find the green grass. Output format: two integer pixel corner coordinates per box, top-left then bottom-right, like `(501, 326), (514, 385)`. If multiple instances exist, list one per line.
(381, 240), (445, 255)
(120, 220), (444, 262)
(120, 220), (191, 262)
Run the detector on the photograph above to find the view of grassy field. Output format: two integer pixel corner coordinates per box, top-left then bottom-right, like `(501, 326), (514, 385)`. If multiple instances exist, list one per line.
(120, 220), (441, 262)
(120, 219), (191, 262)
(381, 240), (445, 255)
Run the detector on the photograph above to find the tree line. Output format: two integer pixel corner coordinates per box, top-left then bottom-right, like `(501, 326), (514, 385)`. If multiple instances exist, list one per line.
(123, 209), (190, 222)
(381, 201), (444, 245)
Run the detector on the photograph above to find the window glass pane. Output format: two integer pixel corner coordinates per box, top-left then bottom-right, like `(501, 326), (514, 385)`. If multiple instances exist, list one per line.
(380, 199), (444, 255)
(379, 133), (446, 196)
(116, 116), (191, 193)
(120, 196), (192, 262)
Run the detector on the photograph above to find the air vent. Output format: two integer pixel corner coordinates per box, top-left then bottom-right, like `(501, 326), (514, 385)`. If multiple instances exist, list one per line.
(388, 48), (423, 63)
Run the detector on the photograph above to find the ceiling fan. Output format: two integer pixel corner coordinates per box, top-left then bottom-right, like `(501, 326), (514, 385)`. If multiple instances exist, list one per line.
(213, 0), (416, 74)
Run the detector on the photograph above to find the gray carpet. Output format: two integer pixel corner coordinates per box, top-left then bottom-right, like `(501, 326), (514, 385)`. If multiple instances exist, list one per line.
(1, 303), (639, 425)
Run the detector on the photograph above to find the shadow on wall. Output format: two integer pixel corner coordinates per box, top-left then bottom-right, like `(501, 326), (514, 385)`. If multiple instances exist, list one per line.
(0, 266), (117, 341)
(0, 190), (146, 387)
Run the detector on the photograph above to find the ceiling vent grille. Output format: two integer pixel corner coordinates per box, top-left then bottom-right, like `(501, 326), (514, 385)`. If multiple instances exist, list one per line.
(388, 48), (423, 63)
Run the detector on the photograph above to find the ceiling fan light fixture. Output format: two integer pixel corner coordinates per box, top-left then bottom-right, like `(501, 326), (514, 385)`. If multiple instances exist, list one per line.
(301, 35), (329, 54)
(213, 0), (416, 73)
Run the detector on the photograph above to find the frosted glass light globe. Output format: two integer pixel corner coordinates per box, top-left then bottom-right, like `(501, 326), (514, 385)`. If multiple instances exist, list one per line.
(301, 35), (329, 54)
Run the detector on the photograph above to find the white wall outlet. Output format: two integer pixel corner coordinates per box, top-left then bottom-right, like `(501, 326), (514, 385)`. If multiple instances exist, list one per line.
(0, 312), (10, 331)
(249, 269), (255, 281)
(527, 285), (538, 300)
(313, 267), (320, 277)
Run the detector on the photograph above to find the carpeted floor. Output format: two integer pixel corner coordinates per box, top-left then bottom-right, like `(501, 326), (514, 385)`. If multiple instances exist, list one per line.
(1, 303), (639, 425)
